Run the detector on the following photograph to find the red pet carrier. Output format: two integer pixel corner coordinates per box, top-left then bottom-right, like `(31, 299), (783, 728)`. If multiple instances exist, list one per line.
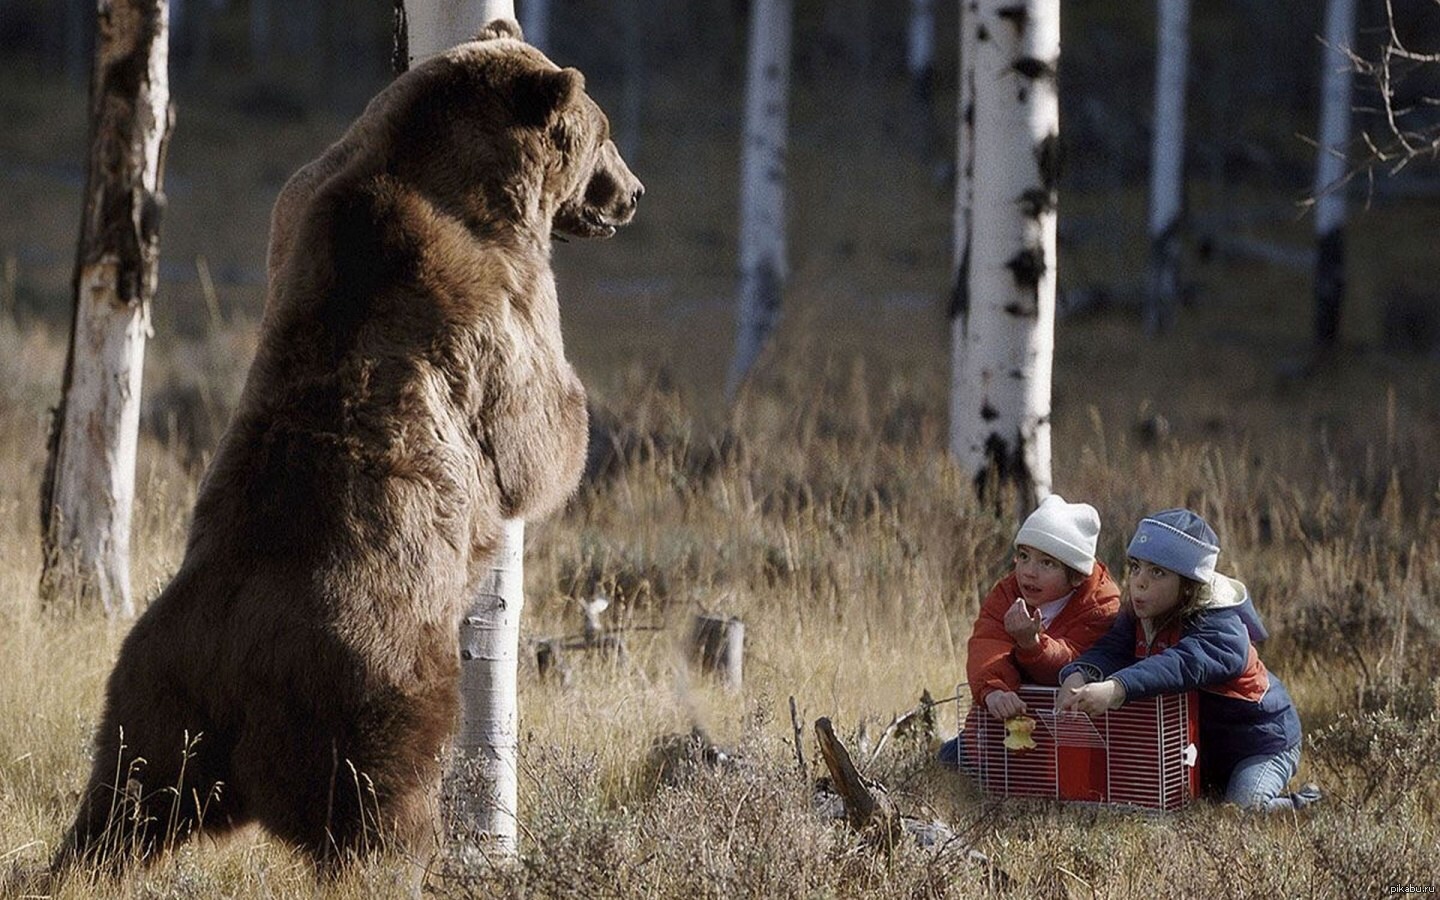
(963, 684), (1199, 811)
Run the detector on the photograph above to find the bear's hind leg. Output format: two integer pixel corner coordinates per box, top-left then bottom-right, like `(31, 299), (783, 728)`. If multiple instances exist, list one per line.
(55, 713), (244, 875)
(257, 755), (439, 874)
(237, 705), (441, 880)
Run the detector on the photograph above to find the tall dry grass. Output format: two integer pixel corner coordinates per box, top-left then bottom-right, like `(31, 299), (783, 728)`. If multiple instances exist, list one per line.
(1, 292), (1437, 897)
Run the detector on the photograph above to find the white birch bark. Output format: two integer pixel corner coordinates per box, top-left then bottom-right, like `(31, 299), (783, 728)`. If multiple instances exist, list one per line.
(948, 0), (978, 460)
(519, 0), (548, 51)
(41, 0), (172, 618)
(725, 0), (792, 400)
(400, 0), (524, 859)
(1313, 0), (1357, 349)
(1145, 0), (1190, 334)
(405, 0), (511, 67)
(951, 0), (1058, 508)
(456, 517), (524, 856)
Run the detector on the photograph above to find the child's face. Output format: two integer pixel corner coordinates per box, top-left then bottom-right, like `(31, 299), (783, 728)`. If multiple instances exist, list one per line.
(1126, 557), (1183, 621)
(1013, 545), (1077, 604)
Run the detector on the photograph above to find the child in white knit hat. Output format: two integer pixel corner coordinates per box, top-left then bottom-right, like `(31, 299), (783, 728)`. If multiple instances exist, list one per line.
(939, 495), (1120, 768)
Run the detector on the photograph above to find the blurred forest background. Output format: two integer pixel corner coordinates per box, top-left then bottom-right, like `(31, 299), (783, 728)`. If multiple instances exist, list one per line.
(3, 0), (1440, 896)
(3, 0), (1439, 375)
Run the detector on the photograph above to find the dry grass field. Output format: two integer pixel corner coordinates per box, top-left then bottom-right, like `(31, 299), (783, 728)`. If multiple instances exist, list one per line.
(3, 45), (1440, 897)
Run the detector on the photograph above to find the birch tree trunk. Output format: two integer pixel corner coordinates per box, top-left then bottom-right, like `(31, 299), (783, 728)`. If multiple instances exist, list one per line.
(403, 0), (510, 67)
(619, 0), (644, 164)
(1313, 0), (1357, 351)
(456, 516), (524, 856)
(725, 0), (792, 400)
(40, 0), (173, 619)
(399, 0), (525, 859)
(1145, 0), (1190, 334)
(519, 0), (548, 52)
(948, 0), (978, 456)
(907, 0), (938, 156)
(950, 0), (1058, 509)
(907, 0), (936, 101)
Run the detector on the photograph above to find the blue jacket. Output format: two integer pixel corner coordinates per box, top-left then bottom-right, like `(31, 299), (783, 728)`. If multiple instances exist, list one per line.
(1059, 575), (1302, 788)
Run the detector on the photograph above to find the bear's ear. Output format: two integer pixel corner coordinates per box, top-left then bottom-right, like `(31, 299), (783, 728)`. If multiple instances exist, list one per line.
(512, 67), (584, 128)
(475, 18), (524, 42)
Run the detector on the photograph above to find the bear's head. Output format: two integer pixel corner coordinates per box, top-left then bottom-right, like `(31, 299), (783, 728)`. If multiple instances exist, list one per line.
(386, 20), (643, 243)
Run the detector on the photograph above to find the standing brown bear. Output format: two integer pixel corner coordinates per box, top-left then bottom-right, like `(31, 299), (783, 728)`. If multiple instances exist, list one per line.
(56, 20), (640, 874)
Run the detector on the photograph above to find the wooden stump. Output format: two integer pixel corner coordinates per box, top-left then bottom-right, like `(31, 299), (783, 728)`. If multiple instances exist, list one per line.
(690, 613), (744, 691)
(536, 638), (563, 680)
(814, 717), (901, 848)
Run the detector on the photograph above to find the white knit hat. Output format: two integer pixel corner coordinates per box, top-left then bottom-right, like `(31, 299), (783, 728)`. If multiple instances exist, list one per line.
(1014, 494), (1100, 576)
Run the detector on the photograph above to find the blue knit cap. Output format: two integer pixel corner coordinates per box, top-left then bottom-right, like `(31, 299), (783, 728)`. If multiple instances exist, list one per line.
(1127, 508), (1219, 583)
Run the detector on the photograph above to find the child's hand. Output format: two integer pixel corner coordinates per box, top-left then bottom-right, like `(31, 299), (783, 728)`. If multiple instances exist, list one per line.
(985, 690), (1027, 720)
(1003, 597), (1044, 649)
(1057, 679), (1125, 717)
(1057, 671), (1087, 708)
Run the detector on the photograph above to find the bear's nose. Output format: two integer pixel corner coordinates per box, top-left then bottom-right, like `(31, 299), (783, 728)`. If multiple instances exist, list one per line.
(618, 184), (642, 217)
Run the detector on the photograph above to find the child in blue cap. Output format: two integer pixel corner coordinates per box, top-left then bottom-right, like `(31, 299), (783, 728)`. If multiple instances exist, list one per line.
(1057, 509), (1321, 812)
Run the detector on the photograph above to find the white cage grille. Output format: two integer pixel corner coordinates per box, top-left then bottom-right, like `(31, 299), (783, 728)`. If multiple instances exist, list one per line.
(963, 684), (1198, 811)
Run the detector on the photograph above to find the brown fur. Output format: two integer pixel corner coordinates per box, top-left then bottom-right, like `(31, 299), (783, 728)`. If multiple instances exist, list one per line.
(57, 21), (641, 876)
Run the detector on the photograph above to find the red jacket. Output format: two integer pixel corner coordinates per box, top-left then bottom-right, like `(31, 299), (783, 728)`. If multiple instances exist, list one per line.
(966, 562), (1120, 704)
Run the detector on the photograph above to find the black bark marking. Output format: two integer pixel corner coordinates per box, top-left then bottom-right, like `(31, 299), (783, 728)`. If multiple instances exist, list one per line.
(1012, 57), (1054, 81)
(1018, 188), (1055, 218)
(997, 6), (1028, 29)
(391, 0), (408, 75)
(39, 404), (60, 544)
(1017, 86), (1028, 104)
(980, 403), (999, 422)
(91, 5), (169, 305)
(756, 258), (782, 329)
(1004, 248), (1045, 290)
(1315, 227), (1345, 349)
(976, 24), (990, 41)
(140, 190), (165, 246)
(1145, 218), (1182, 334)
(1036, 133), (1061, 193)
(963, 101), (974, 129)
(973, 432), (1034, 507)
(948, 243), (971, 321)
